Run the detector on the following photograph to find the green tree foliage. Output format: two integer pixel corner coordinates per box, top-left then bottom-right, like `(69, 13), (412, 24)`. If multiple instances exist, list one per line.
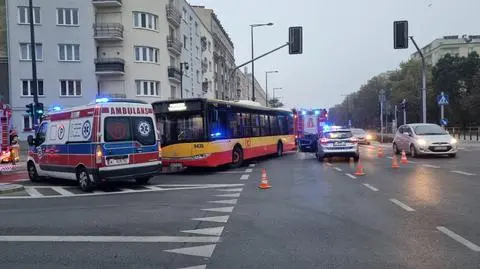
(329, 52), (480, 128)
(268, 98), (284, 108)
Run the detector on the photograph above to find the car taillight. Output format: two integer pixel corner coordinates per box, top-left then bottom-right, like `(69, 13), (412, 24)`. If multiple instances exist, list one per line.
(96, 145), (103, 164)
(320, 138), (329, 144)
(350, 138), (358, 144)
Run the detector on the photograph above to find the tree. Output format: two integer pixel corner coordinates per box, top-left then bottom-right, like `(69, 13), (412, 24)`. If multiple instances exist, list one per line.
(268, 98), (284, 108)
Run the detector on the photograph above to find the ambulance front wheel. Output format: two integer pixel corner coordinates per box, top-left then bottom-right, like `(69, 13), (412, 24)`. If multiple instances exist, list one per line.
(76, 167), (95, 192)
(27, 161), (42, 182)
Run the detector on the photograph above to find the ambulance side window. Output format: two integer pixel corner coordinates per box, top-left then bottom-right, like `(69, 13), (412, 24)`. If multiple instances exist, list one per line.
(36, 122), (48, 145)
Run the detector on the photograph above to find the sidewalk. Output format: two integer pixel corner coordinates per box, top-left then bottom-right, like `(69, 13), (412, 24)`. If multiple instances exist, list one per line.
(0, 162), (27, 175)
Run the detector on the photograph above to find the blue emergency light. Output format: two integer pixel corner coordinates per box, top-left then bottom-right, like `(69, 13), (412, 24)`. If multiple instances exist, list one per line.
(95, 97), (110, 103)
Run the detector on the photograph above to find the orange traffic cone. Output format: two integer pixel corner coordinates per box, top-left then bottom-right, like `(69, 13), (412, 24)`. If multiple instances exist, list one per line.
(259, 169), (272, 189)
(354, 160), (366, 176)
(391, 155), (400, 169)
(377, 147), (385, 158)
(400, 150), (408, 164)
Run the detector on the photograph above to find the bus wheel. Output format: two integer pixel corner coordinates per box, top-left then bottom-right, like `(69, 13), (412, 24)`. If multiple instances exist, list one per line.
(277, 142), (284, 157)
(230, 146), (243, 168)
(76, 167), (94, 193)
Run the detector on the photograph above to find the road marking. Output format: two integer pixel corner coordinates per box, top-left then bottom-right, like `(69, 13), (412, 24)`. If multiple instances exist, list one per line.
(387, 156), (393, 159)
(217, 188), (243, 192)
(177, 265), (206, 269)
(192, 215), (229, 223)
(0, 236), (220, 243)
(421, 164), (440, 168)
(407, 160), (418, 164)
(437, 226), (480, 252)
(209, 199), (238, 205)
(24, 187), (43, 197)
(334, 167), (343, 172)
(217, 171), (246, 174)
(164, 244), (216, 258)
(363, 183), (379, 192)
(181, 226), (224, 236)
(326, 163), (333, 166)
(240, 174), (250, 180)
(158, 184), (244, 188)
(201, 206), (234, 213)
(13, 179), (29, 182)
(245, 168), (253, 173)
(145, 186), (164, 191)
(345, 173), (357, 179)
(389, 199), (415, 212)
(215, 193), (241, 198)
(51, 187), (74, 196)
(249, 163), (256, 167)
(451, 170), (476, 176)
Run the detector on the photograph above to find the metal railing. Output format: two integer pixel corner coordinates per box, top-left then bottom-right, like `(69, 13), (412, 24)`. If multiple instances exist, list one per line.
(168, 66), (181, 81)
(93, 23), (123, 40)
(95, 58), (125, 73)
(445, 127), (480, 142)
(167, 36), (182, 55)
(166, 4), (181, 26)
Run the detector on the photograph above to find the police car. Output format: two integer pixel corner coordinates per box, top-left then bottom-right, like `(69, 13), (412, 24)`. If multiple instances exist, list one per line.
(26, 98), (162, 192)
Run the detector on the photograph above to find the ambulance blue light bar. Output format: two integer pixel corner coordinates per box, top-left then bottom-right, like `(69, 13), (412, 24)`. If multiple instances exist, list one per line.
(96, 98), (110, 103)
(52, 106), (62, 111)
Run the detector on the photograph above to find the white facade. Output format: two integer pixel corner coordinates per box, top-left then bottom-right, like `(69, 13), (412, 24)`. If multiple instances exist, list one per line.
(95, 0), (170, 102)
(6, 0), (97, 139)
(412, 35), (480, 66)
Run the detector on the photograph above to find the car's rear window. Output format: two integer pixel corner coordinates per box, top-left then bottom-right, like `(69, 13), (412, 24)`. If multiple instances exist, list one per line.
(324, 131), (352, 139)
(105, 117), (155, 145)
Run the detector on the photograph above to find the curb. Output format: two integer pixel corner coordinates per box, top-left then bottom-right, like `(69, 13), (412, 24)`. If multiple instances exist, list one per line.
(0, 184), (25, 194)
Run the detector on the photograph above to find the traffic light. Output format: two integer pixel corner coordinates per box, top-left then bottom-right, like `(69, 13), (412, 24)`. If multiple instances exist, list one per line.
(25, 103), (34, 117)
(289, 26), (303, 55)
(36, 102), (44, 116)
(394, 21), (409, 49)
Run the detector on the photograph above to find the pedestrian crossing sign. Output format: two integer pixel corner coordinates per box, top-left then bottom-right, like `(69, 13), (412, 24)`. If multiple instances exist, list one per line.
(437, 92), (449, 106)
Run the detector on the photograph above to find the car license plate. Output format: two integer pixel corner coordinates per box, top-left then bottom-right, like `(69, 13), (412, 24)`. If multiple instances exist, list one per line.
(106, 156), (129, 166)
(170, 163), (183, 169)
(435, 146), (447, 150)
(334, 142), (346, 146)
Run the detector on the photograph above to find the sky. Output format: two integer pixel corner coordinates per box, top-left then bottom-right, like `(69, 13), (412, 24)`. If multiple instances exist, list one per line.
(188, 0), (480, 109)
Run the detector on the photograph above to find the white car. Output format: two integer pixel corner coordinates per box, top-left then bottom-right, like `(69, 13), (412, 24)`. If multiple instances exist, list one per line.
(393, 123), (458, 158)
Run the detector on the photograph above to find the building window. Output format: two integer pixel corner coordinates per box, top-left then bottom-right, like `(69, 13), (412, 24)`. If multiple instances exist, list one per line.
(19, 43), (42, 61)
(60, 80), (81, 96)
(18, 6), (40, 24)
(136, 80), (160, 96)
(196, 70), (200, 83)
(182, 8), (187, 20)
(133, 12), (158, 31)
(21, 79), (44, 96)
(23, 116), (32, 130)
(58, 44), (80, 61)
(57, 8), (78, 26)
(196, 46), (199, 58)
(183, 35), (188, 49)
(195, 22), (198, 35)
(209, 61), (212, 72)
(170, 86), (176, 99)
(134, 46), (159, 63)
(208, 41), (211, 52)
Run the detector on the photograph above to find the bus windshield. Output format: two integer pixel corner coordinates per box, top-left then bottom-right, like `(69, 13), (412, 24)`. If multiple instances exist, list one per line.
(158, 113), (205, 146)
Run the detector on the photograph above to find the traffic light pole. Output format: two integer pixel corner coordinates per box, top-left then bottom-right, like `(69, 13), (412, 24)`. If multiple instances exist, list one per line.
(410, 36), (427, 123)
(29, 0), (39, 128)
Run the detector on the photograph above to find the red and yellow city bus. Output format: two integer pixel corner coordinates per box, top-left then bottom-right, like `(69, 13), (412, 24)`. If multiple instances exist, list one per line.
(152, 98), (296, 168)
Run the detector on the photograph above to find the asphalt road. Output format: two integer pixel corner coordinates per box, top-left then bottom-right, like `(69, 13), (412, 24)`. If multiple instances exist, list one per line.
(0, 145), (479, 268)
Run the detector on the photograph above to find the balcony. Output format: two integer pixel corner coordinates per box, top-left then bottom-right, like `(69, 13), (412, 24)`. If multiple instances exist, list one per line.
(167, 36), (182, 56)
(93, 23), (123, 41)
(166, 4), (181, 27)
(95, 58), (125, 76)
(92, 0), (122, 7)
(201, 60), (208, 73)
(201, 36), (207, 52)
(168, 66), (182, 83)
(202, 81), (209, 93)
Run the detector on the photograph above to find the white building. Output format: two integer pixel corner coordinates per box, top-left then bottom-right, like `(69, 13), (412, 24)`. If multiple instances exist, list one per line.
(411, 35), (480, 66)
(6, 0), (97, 139)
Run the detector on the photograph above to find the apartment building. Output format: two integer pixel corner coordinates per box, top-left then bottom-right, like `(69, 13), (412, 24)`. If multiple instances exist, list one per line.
(246, 71), (266, 106)
(235, 68), (249, 100)
(6, 0), (97, 139)
(94, 0), (170, 102)
(192, 6), (234, 100)
(411, 35), (480, 66)
(0, 0), (8, 105)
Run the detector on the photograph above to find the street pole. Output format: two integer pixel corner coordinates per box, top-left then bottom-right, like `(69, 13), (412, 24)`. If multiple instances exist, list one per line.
(379, 89), (385, 143)
(440, 104), (444, 124)
(265, 72), (267, 106)
(180, 64), (183, 99)
(29, 0), (39, 129)
(250, 26), (255, 101)
(410, 36), (427, 123)
(394, 105), (397, 131)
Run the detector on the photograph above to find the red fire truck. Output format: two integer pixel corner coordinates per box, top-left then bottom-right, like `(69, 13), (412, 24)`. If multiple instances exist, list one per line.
(293, 108), (328, 152)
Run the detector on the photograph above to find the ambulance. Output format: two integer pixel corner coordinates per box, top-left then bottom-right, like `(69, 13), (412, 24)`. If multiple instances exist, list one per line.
(26, 98), (162, 192)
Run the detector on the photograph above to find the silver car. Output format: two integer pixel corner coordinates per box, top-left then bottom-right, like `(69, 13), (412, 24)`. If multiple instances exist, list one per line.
(316, 129), (360, 162)
(393, 123), (458, 158)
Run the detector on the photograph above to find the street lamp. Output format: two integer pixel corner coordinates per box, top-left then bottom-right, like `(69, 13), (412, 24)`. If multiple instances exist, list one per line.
(250, 22), (274, 102)
(265, 70), (278, 106)
(179, 62), (189, 99)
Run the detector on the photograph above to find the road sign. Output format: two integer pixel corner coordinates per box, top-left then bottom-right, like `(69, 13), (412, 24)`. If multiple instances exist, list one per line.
(437, 92), (449, 105)
(440, 118), (448, 126)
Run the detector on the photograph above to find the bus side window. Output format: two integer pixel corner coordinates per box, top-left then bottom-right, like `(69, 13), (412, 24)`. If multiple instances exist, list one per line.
(259, 115), (269, 136)
(242, 113), (252, 137)
(270, 115), (279, 135)
(251, 114), (260, 137)
(288, 114), (294, 134)
(278, 115), (288, 135)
